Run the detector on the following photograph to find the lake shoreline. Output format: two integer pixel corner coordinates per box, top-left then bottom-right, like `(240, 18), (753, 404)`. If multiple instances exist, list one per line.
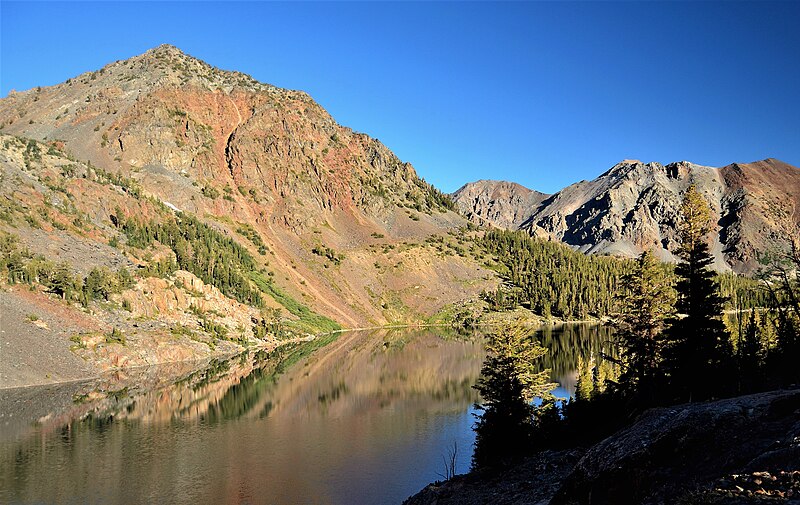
(0, 335), (316, 391)
(404, 388), (800, 504)
(3, 318), (609, 391)
(2, 327), (492, 505)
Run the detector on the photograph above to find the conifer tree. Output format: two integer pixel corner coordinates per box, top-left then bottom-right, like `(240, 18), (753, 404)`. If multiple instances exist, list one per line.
(613, 250), (675, 405)
(736, 310), (763, 392)
(47, 263), (77, 300)
(662, 185), (732, 401)
(472, 323), (552, 469)
(760, 234), (800, 384)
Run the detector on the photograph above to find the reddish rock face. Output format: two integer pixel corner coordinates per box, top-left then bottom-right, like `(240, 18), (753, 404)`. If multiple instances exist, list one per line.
(0, 44), (495, 368)
(0, 45), (448, 234)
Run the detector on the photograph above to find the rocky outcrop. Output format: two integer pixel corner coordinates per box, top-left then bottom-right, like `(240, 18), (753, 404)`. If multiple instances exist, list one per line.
(553, 389), (800, 504)
(0, 45), (495, 385)
(0, 44), (452, 232)
(452, 180), (549, 230)
(452, 159), (800, 273)
(405, 389), (800, 505)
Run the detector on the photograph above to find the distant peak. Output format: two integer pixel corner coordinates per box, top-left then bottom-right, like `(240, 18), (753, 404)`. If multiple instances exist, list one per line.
(147, 44), (185, 56)
(135, 44), (203, 66)
(453, 179), (550, 198)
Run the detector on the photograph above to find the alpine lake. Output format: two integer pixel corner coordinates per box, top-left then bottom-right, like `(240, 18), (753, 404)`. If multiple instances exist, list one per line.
(0, 324), (615, 505)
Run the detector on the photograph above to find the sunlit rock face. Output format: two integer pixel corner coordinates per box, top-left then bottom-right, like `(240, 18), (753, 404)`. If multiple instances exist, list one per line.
(453, 159), (800, 274)
(452, 180), (550, 230)
(0, 44), (496, 348)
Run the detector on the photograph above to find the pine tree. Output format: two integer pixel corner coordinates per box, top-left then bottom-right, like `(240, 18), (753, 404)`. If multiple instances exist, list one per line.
(760, 234), (800, 385)
(613, 250), (675, 405)
(736, 310), (763, 392)
(472, 323), (553, 469)
(479, 229), (630, 320)
(661, 185), (733, 402)
(46, 263), (77, 300)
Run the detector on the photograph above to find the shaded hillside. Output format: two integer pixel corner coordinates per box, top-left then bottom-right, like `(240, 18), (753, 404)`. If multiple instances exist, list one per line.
(453, 159), (800, 273)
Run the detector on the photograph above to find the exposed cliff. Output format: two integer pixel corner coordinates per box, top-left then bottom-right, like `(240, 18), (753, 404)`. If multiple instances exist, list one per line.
(453, 159), (800, 273)
(0, 46), (495, 386)
(452, 180), (549, 230)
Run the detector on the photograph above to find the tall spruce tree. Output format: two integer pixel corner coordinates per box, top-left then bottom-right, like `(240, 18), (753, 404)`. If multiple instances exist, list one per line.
(662, 185), (733, 402)
(760, 235), (800, 385)
(614, 250), (675, 405)
(736, 310), (764, 392)
(472, 323), (553, 469)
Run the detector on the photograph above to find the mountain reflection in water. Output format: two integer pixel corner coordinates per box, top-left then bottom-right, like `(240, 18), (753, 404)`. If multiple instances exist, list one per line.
(0, 324), (613, 505)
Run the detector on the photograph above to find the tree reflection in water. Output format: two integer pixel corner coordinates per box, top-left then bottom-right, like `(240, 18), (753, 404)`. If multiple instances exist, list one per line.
(0, 324), (614, 505)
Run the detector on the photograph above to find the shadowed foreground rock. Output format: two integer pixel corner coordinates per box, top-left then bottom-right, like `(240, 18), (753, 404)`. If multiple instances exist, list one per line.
(404, 450), (584, 505)
(553, 389), (800, 504)
(405, 389), (800, 505)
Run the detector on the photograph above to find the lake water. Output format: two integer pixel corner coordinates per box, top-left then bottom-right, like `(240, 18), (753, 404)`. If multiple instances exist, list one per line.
(0, 324), (613, 505)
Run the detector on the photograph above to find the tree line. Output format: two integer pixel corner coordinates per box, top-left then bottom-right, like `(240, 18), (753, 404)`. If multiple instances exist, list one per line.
(472, 185), (799, 469)
(480, 229), (770, 321)
(0, 231), (133, 306)
(117, 210), (265, 308)
(480, 229), (631, 319)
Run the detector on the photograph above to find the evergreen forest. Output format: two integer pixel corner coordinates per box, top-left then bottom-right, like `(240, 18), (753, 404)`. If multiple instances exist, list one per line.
(472, 185), (800, 470)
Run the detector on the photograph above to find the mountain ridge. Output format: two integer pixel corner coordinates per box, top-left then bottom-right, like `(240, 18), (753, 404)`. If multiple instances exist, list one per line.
(0, 45), (497, 386)
(453, 158), (800, 273)
(0, 45), (793, 387)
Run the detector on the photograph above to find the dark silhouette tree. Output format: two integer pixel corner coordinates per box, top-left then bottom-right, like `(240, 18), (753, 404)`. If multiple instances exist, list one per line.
(736, 310), (764, 392)
(661, 185), (733, 402)
(472, 323), (553, 469)
(759, 234), (800, 385)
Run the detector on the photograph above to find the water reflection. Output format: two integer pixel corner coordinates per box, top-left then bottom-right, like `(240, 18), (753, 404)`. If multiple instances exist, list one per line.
(1, 329), (485, 505)
(0, 324), (614, 505)
(535, 324), (618, 398)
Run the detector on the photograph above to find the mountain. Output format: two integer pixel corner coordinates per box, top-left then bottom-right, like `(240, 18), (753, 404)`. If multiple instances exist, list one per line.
(451, 180), (549, 230)
(453, 159), (800, 273)
(0, 45), (495, 386)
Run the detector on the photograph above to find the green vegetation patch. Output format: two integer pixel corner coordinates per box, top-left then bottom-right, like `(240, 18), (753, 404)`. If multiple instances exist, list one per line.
(118, 212), (264, 307)
(480, 229), (633, 319)
(311, 244), (343, 266)
(250, 271), (341, 334)
(236, 222), (268, 255)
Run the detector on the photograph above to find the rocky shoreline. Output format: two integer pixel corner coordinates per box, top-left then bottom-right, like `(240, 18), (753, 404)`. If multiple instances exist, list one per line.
(405, 389), (800, 504)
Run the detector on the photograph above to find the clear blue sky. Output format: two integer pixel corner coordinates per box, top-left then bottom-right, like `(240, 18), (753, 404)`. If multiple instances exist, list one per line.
(2, 1), (798, 194)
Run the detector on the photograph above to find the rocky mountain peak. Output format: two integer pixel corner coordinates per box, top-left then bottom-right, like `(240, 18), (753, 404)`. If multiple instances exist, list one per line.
(452, 179), (550, 230)
(145, 43), (186, 57)
(0, 47), (485, 337)
(0, 46), (454, 234)
(452, 159), (799, 273)
(101, 44), (277, 94)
